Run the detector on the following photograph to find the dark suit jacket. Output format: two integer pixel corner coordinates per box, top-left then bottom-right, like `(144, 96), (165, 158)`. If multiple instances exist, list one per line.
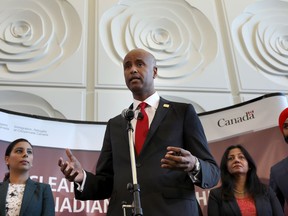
(270, 157), (288, 211)
(75, 97), (220, 216)
(0, 178), (55, 216)
(207, 187), (284, 216)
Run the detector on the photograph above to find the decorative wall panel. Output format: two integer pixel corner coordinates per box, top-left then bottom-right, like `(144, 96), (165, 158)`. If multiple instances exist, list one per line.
(0, 0), (87, 86)
(95, 89), (232, 121)
(223, 0), (288, 93)
(96, 0), (230, 91)
(0, 88), (86, 120)
(0, 0), (287, 122)
(240, 93), (288, 103)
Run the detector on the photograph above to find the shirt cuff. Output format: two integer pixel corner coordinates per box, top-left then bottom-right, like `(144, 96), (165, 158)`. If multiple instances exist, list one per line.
(188, 158), (201, 183)
(75, 169), (87, 192)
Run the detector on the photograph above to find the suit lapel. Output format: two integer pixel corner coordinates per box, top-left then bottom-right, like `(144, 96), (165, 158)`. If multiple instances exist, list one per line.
(227, 199), (242, 215)
(0, 181), (9, 216)
(276, 157), (288, 197)
(139, 98), (170, 155)
(19, 179), (37, 216)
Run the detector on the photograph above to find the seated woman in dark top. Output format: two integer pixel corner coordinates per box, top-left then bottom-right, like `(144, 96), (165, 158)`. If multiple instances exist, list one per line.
(0, 138), (55, 216)
(207, 144), (283, 216)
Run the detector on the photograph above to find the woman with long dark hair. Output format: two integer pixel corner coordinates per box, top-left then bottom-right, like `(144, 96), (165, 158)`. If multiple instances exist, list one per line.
(207, 144), (283, 216)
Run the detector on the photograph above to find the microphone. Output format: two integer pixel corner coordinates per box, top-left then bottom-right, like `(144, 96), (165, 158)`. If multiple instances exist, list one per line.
(121, 109), (135, 121)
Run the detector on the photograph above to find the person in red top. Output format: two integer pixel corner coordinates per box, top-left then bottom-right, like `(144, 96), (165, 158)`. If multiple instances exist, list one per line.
(208, 144), (283, 216)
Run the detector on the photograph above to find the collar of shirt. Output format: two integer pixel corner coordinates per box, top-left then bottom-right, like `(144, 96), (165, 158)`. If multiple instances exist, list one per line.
(131, 92), (159, 133)
(133, 92), (160, 111)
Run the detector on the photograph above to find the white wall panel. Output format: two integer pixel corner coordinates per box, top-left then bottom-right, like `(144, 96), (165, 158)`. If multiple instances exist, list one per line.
(0, 0), (287, 122)
(223, 0), (288, 93)
(0, 0), (88, 86)
(240, 92), (288, 103)
(95, 89), (232, 121)
(96, 0), (231, 91)
(159, 91), (234, 113)
(95, 90), (133, 121)
(0, 87), (86, 120)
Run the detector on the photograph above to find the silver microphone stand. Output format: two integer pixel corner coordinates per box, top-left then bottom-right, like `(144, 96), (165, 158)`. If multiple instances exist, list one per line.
(122, 110), (143, 216)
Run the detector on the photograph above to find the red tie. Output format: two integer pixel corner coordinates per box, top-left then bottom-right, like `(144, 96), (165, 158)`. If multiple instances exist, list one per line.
(135, 102), (149, 155)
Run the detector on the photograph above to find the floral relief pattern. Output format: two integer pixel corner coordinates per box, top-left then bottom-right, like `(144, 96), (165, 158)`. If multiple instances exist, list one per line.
(231, 0), (288, 86)
(99, 0), (218, 80)
(0, 90), (66, 118)
(0, 0), (82, 78)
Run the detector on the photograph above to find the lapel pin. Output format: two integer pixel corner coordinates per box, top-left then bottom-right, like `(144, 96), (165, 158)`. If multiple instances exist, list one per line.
(163, 104), (170, 108)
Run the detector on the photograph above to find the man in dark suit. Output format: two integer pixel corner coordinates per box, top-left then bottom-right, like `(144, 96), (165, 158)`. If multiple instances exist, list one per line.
(270, 107), (288, 214)
(58, 48), (220, 216)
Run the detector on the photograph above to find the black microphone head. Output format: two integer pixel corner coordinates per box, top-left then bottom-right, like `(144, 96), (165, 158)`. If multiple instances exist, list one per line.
(137, 112), (144, 120)
(121, 109), (134, 121)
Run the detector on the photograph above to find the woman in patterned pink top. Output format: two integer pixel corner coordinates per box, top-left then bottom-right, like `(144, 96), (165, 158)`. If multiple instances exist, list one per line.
(207, 144), (283, 216)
